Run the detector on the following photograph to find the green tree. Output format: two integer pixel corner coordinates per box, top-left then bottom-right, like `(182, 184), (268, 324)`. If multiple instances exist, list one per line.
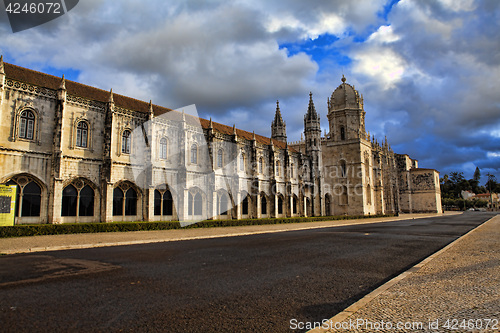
(473, 167), (481, 182)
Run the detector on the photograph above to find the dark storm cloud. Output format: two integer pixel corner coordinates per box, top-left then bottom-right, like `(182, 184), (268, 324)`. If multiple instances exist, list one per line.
(0, 0), (498, 179)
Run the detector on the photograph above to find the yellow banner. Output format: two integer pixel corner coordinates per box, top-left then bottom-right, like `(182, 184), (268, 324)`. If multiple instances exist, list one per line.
(0, 185), (17, 226)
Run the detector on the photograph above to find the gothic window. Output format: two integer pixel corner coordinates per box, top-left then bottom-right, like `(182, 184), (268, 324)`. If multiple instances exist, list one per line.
(217, 149), (223, 168)
(125, 188), (137, 216)
(122, 130), (131, 154)
(62, 183), (94, 217)
(340, 126), (345, 141)
(276, 160), (281, 177)
(61, 185), (77, 216)
(188, 191), (203, 216)
(154, 189), (173, 216)
(113, 188), (123, 216)
(6, 178), (41, 217)
(314, 138), (317, 146)
(79, 185), (94, 216)
(76, 121), (89, 148)
(340, 160), (347, 177)
(191, 144), (198, 164)
(261, 195), (267, 215)
(218, 192), (228, 216)
(293, 196), (297, 214)
(159, 138), (168, 159)
(291, 163), (294, 178)
(278, 196), (283, 215)
(240, 153), (245, 171)
(259, 158), (263, 174)
(19, 110), (35, 140)
(194, 193), (202, 215)
(242, 195), (249, 215)
(113, 185), (137, 216)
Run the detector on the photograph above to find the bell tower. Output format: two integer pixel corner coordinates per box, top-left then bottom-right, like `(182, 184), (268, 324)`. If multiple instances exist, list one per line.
(327, 75), (367, 142)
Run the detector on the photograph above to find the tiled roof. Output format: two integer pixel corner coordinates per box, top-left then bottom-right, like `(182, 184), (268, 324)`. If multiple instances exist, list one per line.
(4, 62), (294, 152)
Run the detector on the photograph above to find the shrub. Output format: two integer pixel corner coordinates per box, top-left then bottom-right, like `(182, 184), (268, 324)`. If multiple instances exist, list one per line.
(0, 214), (394, 238)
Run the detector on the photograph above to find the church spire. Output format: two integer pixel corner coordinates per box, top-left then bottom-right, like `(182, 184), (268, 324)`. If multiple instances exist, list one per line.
(305, 92), (318, 121)
(271, 99), (287, 143)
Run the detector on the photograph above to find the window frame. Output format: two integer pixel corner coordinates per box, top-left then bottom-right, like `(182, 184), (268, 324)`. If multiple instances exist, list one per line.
(122, 130), (132, 154)
(159, 137), (168, 159)
(190, 144), (198, 164)
(18, 109), (36, 141)
(75, 121), (89, 148)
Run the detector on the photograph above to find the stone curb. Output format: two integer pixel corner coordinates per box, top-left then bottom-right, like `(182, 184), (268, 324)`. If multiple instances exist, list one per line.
(0, 213), (459, 255)
(307, 213), (499, 333)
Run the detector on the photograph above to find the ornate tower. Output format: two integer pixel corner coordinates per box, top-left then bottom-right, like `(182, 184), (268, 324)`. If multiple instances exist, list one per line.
(304, 92), (323, 216)
(323, 75), (374, 216)
(327, 75), (367, 142)
(271, 100), (287, 143)
(304, 92), (321, 155)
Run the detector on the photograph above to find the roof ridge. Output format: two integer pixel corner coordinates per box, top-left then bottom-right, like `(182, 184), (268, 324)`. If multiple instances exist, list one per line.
(4, 61), (294, 152)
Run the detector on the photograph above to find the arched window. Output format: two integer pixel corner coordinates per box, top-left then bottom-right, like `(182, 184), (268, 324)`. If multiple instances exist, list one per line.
(61, 185), (78, 216)
(154, 189), (173, 216)
(163, 190), (173, 216)
(278, 196), (283, 215)
(122, 130), (131, 154)
(291, 163), (294, 178)
(340, 160), (347, 178)
(19, 110), (36, 140)
(79, 185), (94, 216)
(188, 191), (203, 216)
(188, 192), (193, 215)
(62, 183), (94, 217)
(125, 188), (137, 216)
(261, 195), (267, 215)
(159, 138), (168, 159)
(276, 160), (281, 177)
(217, 149), (223, 168)
(340, 126), (345, 141)
(259, 158), (263, 174)
(242, 195), (249, 215)
(191, 144), (198, 164)
(194, 193), (202, 215)
(7, 179), (41, 217)
(218, 192), (228, 216)
(113, 185), (138, 216)
(76, 121), (89, 148)
(293, 196), (297, 214)
(240, 154), (245, 171)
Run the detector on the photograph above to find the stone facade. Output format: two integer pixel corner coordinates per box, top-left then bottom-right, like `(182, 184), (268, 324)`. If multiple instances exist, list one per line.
(0, 58), (442, 224)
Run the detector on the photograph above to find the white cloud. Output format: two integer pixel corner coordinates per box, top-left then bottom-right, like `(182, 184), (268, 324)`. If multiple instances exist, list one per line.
(367, 25), (400, 44)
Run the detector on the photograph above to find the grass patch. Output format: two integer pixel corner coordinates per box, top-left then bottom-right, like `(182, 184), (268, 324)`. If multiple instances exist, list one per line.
(0, 214), (394, 238)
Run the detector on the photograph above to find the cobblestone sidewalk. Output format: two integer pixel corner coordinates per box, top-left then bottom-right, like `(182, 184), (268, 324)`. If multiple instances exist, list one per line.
(310, 214), (500, 333)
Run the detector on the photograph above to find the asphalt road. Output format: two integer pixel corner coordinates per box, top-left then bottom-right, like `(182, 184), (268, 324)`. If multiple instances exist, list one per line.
(0, 212), (495, 333)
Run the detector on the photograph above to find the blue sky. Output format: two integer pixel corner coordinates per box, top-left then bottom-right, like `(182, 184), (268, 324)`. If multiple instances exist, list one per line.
(0, 0), (499, 183)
